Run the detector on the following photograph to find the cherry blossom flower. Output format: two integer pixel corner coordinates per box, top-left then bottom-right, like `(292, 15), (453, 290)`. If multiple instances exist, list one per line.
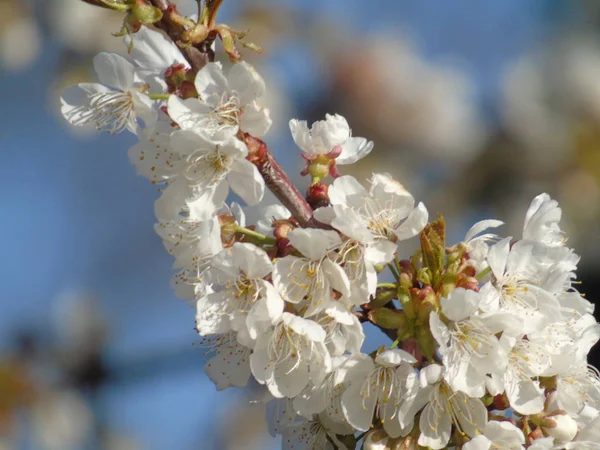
(61, 52), (156, 134)
(168, 61), (271, 142)
(250, 312), (332, 398)
(340, 350), (418, 438)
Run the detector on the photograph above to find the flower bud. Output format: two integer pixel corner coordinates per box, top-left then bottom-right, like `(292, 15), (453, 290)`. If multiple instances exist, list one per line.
(368, 308), (406, 330)
(399, 272), (413, 290)
(493, 393), (511, 410)
(273, 220), (295, 240)
(416, 267), (431, 285)
(369, 287), (397, 309)
(416, 286), (438, 323)
(306, 182), (329, 210)
(132, 2), (163, 24)
(542, 413), (578, 442)
(416, 325), (436, 362)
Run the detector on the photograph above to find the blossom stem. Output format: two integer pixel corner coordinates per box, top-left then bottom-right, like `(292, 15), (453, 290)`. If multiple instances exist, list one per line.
(476, 266), (492, 280)
(377, 283), (397, 289)
(234, 225), (276, 245)
(244, 135), (329, 229)
(387, 263), (400, 280)
(149, 93), (171, 100)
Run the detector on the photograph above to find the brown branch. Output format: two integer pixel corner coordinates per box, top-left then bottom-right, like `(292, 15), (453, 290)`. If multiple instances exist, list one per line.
(245, 135), (328, 229)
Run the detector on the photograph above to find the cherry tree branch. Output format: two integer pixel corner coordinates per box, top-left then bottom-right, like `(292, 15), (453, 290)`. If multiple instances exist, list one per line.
(145, 1), (325, 229)
(245, 135), (327, 229)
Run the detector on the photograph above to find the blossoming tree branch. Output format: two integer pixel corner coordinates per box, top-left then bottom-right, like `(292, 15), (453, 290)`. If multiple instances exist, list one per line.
(61, 1), (600, 449)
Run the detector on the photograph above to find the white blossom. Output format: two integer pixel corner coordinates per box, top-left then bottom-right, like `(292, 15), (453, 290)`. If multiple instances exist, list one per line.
(340, 350), (418, 438)
(250, 312), (332, 398)
(289, 114), (373, 165)
(168, 61), (271, 142)
(61, 52), (156, 134)
(416, 364), (488, 450)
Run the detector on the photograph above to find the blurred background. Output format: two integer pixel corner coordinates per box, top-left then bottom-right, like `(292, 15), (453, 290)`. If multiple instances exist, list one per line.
(2, 0), (600, 448)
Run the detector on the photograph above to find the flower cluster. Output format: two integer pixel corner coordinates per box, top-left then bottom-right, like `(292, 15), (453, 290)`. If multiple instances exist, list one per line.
(61, 11), (600, 450)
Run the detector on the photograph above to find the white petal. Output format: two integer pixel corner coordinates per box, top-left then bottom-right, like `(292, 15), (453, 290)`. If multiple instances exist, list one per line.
(337, 137), (373, 164)
(126, 26), (188, 70)
(227, 61), (266, 105)
(186, 182), (228, 220)
(341, 380), (376, 432)
(441, 288), (481, 322)
(167, 95), (213, 131)
(328, 175), (367, 206)
(240, 102), (272, 137)
(394, 202), (429, 241)
(375, 349), (416, 366)
(283, 314), (326, 342)
(289, 119), (315, 154)
(194, 62), (228, 99)
(465, 219), (504, 243)
(322, 258), (351, 297)
(487, 237), (511, 280)
(228, 159), (265, 205)
(364, 240), (397, 265)
(93, 52), (134, 90)
(288, 229), (341, 260)
(462, 435), (492, 450)
(60, 83), (110, 129)
(232, 243), (272, 280)
(418, 401), (452, 450)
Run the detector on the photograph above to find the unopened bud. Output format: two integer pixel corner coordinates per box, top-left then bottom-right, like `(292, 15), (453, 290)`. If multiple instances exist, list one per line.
(399, 272), (413, 289)
(543, 412), (578, 442)
(273, 220), (295, 240)
(369, 287), (396, 309)
(439, 274), (457, 298)
(398, 259), (413, 274)
(416, 267), (431, 285)
(493, 393), (511, 410)
(306, 182), (329, 209)
(401, 338), (422, 365)
(398, 288), (415, 319)
(132, 2), (163, 24)
(219, 214), (237, 236)
(457, 273), (479, 291)
(368, 308), (406, 330)
(416, 325), (436, 361)
(416, 286), (438, 323)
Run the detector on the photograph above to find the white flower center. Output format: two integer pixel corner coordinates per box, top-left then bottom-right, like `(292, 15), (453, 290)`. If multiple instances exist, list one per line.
(360, 199), (405, 240)
(267, 323), (313, 372)
(224, 275), (261, 313)
(198, 91), (241, 135)
(73, 90), (135, 134)
(185, 147), (233, 185)
(285, 259), (327, 308)
(509, 340), (550, 380)
(449, 319), (495, 360)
